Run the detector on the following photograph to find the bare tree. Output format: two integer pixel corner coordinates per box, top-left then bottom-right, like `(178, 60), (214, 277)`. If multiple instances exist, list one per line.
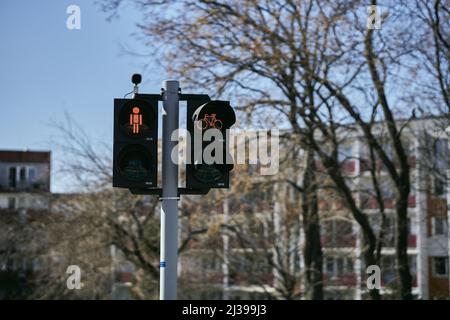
(13, 115), (211, 299)
(402, 0), (450, 113)
(98, 0), (449, 299)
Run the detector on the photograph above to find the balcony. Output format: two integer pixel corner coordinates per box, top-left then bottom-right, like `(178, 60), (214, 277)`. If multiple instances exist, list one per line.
(361, 195), (417, 210)
(381, 275), (417, 288)
(0, 181), (50, 193)
(360, 156), (416, 172)
(361, 197), (395, 210)
(230, 272), (274, 286)
(324, 274), (356, 286)
(318, 199), (346, 212)
(408, 156), (416, 169)
(115, 271), (133, 284)
(379, 234), (417, 248)
(427, 197), (447, 215)
(0, 208), (49, 217)
(321, 235), (356, 248)
(408, 235), (417, 247)
(408, 195), (416, 208)
(340, 160), (356, 174)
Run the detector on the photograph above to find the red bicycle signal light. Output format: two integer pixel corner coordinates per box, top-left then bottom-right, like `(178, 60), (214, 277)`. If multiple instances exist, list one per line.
(196, 113), (223, 130)
(187, 100), (236, 189)
(192, 101), (236, 130)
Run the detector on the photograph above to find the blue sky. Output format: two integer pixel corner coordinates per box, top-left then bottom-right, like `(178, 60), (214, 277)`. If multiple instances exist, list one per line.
(0, 0), (163, 192)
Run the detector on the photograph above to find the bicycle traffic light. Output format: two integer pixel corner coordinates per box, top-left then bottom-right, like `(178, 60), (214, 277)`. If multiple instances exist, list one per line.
(113, 97), (158, 188)
(186, 100), (236, 189)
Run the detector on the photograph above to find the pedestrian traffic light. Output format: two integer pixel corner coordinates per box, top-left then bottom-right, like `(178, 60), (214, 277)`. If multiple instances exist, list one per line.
(186, 100), (236, 189)
(113, 97), (158, 188)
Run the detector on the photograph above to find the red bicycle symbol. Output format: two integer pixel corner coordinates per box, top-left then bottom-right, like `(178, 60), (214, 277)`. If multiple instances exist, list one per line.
(197, 113), (223, 130)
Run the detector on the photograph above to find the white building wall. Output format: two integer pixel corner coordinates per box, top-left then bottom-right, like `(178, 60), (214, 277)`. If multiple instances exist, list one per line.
(415, 135), (429, 299)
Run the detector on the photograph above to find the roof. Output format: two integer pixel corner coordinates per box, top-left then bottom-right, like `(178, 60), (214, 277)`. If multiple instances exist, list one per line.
(0, 150), (51, 163)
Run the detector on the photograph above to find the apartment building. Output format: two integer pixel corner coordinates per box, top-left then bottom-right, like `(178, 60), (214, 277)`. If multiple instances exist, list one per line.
(0, 150), (51, 298)
(0, 150), (148, 299)
(0, 150), (50, 208)
(179, 117), (449, 300)
(318, 118), (450, 299)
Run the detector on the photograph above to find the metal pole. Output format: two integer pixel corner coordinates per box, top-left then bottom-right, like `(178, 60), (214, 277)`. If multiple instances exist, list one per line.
(222, 197), (230, 300)
(160, 80), (180, 300)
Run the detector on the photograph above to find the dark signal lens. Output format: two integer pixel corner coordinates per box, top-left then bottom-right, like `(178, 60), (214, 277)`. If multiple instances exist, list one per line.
(118, 145), (152, 182)
(193, 164), (224, 184)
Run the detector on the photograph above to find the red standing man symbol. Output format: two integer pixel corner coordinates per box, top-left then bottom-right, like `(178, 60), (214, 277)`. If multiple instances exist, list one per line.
(130, 107), (142, 134)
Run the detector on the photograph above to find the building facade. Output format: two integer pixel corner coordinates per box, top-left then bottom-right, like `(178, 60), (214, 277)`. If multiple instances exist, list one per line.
(179, 118), (450, 300)
(317, 118), (450, 299)
(0, 150), (51, 298)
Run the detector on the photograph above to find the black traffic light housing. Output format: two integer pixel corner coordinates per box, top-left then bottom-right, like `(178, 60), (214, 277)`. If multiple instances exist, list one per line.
(113, 97), (158, 188)
(186, 100), (236, 189)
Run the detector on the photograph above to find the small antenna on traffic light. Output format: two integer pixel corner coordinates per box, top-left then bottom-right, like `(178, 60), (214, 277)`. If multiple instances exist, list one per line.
(131, 73), (142, 97)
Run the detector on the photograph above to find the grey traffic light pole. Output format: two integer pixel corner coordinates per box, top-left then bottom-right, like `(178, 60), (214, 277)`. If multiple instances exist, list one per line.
(160, 80), (180, 300)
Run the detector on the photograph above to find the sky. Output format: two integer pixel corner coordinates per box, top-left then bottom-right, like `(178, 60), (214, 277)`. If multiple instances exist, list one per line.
(0, 0), (163, 192)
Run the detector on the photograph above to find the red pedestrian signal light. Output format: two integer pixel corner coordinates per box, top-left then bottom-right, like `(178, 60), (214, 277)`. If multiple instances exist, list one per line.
(130, 107), (143, 134)
(118, 100), (156, 138)
(113, 98), (158, 188)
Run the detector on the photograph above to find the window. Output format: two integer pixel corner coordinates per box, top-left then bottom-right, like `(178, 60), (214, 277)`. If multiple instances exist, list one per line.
(409, 255), (417, 275)
(432, 139), (448, 196)
(433, 176), (446, 197)
(410, 181), (416, 194)
(325, 256), (353, 277)
(323, 220), (333, 237)
(359, 145), (369, 158)
(249, 292), (268, 300)
(381, 182), (395, 198)
(337, 257), (353, 275)
(28, 168), (36, 182)
(336, 258), (344, 275)
(19, 167), (26, 181)
(323, 219), (353, 246)
(383, 216), (396, 247)
(401, 139), (412, 156)
(434, 139), (448, 170)
(18, 197), (26, 209)
(338, 145), (353, 162)
(433, 217), (448, 236)
(8, 167), (16, 188)
(335, 220), (352, 235)
(433, 257), (449, 277)
(407, 218), (412, 235)
(32, 258), (42, 271)
(382, 142), (393, 160)
(326, 257), (334, 276)
(8, 197), (16, 209)
(202, 255), (222, 272)
(381, 256), (396, 285)
(346, 258), (353, 274)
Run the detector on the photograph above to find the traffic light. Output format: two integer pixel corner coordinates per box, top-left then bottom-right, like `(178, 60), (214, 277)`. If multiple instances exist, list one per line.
(113, 97), (158, 188)
(186, 100), (236, 189)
